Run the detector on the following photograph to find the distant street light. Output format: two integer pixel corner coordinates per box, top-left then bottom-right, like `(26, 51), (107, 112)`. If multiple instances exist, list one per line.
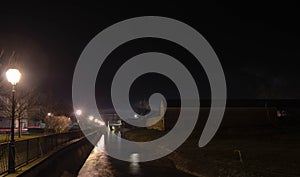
(94, 119), (105, 126)
(75, 109), (82, 123)
(47, 112), (52, 116)
(75, 109), (82, 116)
(88, 115), (94, 121)
(6, 68), (21, 173)
(99, 120), (105, 126)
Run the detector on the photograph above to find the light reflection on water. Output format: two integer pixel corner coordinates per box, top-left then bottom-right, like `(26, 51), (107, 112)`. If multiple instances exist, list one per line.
(94, 134), (105, 152)
(78, 128), (141, 177)
(78, 133), (114, 177)
(129, 153), (141, 175)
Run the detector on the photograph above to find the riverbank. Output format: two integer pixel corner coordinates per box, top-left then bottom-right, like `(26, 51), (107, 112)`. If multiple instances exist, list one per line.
(124, 128), (300, 177)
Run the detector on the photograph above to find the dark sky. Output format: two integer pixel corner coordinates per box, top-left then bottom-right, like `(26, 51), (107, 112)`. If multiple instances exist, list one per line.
(0, 2), (300, 109)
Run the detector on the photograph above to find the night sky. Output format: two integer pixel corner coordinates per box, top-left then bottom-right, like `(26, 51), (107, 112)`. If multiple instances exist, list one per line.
(1, 2), (300, 109)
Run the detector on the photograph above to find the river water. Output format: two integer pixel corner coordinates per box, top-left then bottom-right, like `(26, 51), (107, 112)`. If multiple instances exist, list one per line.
(77, 129), (194, 177)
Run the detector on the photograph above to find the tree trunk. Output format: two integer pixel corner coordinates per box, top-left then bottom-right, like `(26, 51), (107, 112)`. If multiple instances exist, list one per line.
(18, 116), (21, 138)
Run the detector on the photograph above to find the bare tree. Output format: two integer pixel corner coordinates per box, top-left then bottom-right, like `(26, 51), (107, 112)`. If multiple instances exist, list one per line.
(0, 50), (42, 137)
(44, 115), (71, 133)
(0, 87), (42, 137)
(1, 50), (72, 136)
(37, 92), (72, 117)
(0, 50), (17, 95)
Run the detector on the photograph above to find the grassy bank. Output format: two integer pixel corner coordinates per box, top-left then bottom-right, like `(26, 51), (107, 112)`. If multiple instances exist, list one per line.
(0, 134), (43, 143)
(123, 129), (165, 142)
(124, 128), (300, 177)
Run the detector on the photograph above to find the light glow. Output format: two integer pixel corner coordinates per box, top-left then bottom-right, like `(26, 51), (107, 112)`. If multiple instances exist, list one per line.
(99, 120), (105, 126)
(76, 109), (82, 116)
(6, 69), (21, 85)
(88, 115), (94, 121)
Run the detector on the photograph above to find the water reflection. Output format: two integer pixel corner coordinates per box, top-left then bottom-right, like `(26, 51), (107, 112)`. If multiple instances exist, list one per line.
(129, 153), (141, 175)
(78, 131), (113, 177)
(94, 134), (105, 152)
(78, 128), (141, 177)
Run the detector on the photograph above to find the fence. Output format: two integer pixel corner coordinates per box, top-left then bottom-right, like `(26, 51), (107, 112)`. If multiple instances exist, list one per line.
(0, 131), (84, 174)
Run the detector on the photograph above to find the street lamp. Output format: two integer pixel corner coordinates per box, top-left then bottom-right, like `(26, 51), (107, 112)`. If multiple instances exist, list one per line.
(88, 115), (94, 121)
(6, 68), (21, 173)
(75, 109), (82, 123)
(75, 109), (82, 116)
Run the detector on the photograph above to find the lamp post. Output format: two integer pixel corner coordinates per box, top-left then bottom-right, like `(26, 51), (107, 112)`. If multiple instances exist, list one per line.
(6, 68), (21, 173)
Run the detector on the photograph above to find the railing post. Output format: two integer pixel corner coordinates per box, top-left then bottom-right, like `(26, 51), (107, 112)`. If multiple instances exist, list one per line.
(56, 134), (58, 148)
(37, 138), (40, 157)
(26, 140), (29, 164)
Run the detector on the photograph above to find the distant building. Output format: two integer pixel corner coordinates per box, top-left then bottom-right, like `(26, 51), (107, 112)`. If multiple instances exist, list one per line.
(146, 101), (165, 131)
